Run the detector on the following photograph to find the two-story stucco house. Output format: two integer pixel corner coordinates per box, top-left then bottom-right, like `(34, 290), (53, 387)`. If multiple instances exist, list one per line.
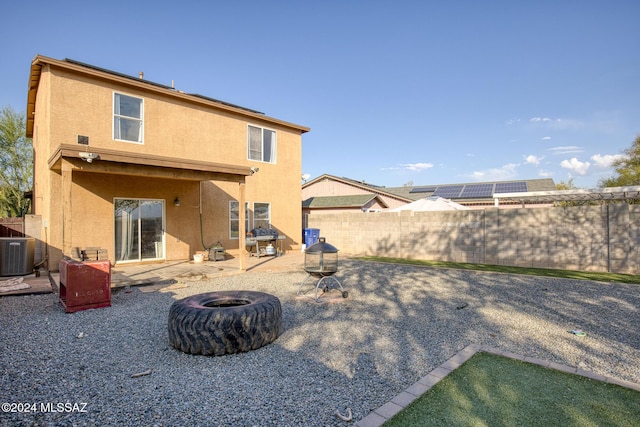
(26, 55), (309, 271)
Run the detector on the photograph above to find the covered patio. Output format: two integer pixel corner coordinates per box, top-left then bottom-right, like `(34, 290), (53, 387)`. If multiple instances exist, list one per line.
(0, 252), (305, 297)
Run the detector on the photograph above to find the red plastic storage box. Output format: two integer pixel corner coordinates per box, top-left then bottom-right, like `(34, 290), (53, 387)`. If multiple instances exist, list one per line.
(59, 258), (111, 313)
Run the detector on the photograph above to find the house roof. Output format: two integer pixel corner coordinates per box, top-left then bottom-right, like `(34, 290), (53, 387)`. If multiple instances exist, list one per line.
(26, 55), (310, 138)
(383, 178), (557, 202)
(302, 194), (388, 209)
(304, 174), (640, 206)
(302, 174), (413, 203)
(303, 174), (558, 205)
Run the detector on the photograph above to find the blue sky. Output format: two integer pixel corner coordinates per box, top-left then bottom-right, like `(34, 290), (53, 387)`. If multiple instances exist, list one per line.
(2, 1), (639, 189)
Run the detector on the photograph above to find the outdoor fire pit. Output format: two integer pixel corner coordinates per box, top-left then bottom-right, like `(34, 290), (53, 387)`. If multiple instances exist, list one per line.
(298, 237), (348, 301)
(168, 291), (282, 356)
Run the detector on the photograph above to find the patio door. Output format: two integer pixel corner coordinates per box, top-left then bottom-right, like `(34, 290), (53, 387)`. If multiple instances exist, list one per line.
(115, 199), (165, 262)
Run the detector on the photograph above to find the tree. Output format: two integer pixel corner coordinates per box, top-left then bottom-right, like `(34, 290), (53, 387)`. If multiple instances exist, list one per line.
(0, 106), (33, 217)
(555, 178), (576, 190)
(599, 135), (640, 187)
(554, 178), (592, 206)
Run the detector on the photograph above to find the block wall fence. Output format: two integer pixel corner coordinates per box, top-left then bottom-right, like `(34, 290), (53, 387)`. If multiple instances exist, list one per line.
(307, 203), (640, 274)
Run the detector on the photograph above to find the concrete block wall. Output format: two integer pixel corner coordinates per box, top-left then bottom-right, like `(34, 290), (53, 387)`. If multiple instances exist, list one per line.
(308, 204), (639, 274)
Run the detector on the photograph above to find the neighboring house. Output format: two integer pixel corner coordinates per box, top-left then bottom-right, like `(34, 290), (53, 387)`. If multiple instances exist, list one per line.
(302, 175), (412, 208)
(302, 174), (557, 217)
(301, 175), (413, 227)
(302, 194), (388, 215)
(27, 55), (309, 271)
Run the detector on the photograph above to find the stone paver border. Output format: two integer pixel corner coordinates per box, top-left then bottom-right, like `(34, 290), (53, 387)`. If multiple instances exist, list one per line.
(355, 344), (640, 427)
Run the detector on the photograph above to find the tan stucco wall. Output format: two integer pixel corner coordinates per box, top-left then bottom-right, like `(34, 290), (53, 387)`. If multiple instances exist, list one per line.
(302, 180), (371, 198)
(31, 62), (305, 269)
(46, 66), (294, 164)
(31, 70), (55, 267)
(69, 172), (199, 260)
(302, 178), (408, 209)
(307, 204), (640, 275)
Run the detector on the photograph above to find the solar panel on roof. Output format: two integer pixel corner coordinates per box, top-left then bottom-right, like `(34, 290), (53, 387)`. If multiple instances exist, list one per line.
(433, 185), (464, 198)
(460, 184), (494, 198)
(495, 181), (528, 193)
(409, 186), (437, 193)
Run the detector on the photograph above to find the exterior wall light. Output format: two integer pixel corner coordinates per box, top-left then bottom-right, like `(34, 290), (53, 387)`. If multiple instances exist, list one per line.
(174, 197), (180, 207)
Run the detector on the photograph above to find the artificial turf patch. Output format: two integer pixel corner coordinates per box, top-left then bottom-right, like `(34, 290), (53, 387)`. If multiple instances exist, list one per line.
(383, 352), (640, 427)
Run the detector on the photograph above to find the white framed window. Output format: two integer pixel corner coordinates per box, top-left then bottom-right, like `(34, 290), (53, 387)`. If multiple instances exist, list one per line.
(229, 201), (249, 239)
(114, 92), (144, 143)
(253, 202), (271, 230)
(248, 125), (276, 163)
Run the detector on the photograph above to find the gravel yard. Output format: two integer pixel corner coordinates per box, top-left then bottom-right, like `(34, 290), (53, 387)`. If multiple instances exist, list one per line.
(1, 259), (639, 426)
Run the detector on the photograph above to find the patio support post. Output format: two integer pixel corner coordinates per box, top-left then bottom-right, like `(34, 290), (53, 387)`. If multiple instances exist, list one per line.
(61, 159), (73, 259)
(238, 181), (246, 271)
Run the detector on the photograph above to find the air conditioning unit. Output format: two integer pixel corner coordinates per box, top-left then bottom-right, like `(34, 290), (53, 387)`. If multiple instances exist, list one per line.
(0, 237), (35, 276)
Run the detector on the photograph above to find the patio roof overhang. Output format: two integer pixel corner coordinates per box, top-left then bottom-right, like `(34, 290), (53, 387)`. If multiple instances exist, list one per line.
(48, 144), (252, 182)
(51, 144), (252, 271)
(493, 185), (640, 206)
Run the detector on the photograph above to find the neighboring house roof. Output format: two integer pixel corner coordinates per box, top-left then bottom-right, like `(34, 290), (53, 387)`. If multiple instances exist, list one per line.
(303, 174), (557, 206)
(383, 178), (557, 202)
(302, 174), (413, 203)
(303, 194), (388, 209)
(26, 55), (310, 138)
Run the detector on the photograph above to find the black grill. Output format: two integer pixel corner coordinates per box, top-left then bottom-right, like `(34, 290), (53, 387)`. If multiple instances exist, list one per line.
(246, 228), (285, 257)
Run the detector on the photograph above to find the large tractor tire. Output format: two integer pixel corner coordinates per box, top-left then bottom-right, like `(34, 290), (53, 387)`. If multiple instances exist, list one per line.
(168, 291), (282, 356)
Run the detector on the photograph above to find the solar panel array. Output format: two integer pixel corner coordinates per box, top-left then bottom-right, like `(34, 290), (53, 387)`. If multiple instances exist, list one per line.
(495, 181), (528, 193)
(433, 185), (464, 198)
(409, 186), (437, 193)
(409, 182), (529, 199)
(460, 183), (494, 198)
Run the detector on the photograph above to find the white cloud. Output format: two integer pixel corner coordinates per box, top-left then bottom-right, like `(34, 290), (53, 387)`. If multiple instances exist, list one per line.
(560, 158), (590, 176)
(401, 162), (434, 171)
(524, 155), (543, 165)
(381, 162), (434, 172)
(538, 169), (554, 177)
(530, 117), (553, 123)
(471, 163), (519, 181)
(590, 153), (625, 168)
(541, 136), (551, 141)
(547, 146), (583, 155)
(506, 118), (521, 125)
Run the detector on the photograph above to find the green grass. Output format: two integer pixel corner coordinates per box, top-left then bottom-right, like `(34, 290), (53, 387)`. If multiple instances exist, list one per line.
(383, 352), (640, 427)
(358, 256), (640, 285)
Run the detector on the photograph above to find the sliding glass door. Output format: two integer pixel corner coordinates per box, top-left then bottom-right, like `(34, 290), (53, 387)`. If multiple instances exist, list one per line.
(115, 199), (165, 262)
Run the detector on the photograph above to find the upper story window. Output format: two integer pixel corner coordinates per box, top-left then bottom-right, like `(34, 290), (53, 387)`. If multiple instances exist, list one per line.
(114, 93), (144, 143)
(248, 125), (276, 163)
